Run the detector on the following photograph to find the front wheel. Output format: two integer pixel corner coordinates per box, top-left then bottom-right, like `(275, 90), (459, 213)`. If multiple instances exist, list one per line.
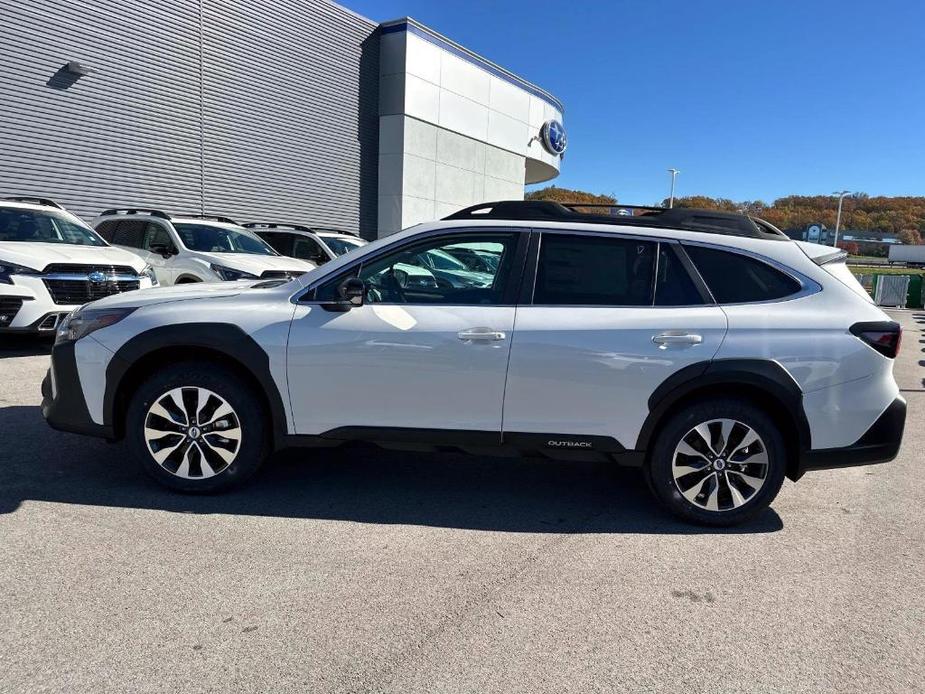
(646, 398), (787, 526)
(126, 361), (269, 492)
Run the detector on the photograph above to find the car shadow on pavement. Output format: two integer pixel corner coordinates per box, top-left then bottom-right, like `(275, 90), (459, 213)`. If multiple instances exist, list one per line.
(0, 404), (782, 535)
(0, 336), (53, 358)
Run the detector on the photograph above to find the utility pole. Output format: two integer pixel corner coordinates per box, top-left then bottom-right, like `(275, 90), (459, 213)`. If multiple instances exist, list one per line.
(833, 191), (851, 247)
(667, 168), (680, 208)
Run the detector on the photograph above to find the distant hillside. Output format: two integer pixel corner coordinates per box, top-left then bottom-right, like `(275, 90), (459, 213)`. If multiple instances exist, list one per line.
(527, 187), (925, 242)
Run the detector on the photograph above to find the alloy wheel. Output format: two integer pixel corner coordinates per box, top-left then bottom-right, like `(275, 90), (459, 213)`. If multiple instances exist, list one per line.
(143, 386), (242, 479)
(671, 418), (768, 512)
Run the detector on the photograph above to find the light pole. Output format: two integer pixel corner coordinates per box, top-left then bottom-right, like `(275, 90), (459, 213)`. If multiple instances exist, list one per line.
(667, 168), (680, 208)
(833, 190), (851, 247)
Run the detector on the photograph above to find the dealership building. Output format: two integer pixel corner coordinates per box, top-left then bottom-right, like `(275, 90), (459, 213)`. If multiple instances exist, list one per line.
(1, 0), (565, 238)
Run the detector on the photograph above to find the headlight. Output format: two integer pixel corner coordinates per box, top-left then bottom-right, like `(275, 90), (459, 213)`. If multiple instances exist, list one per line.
(140, 264), (159, 286)
(55, 306), (137, 345)
(0, 261), (39, 285)
(209, 264), (259, 281)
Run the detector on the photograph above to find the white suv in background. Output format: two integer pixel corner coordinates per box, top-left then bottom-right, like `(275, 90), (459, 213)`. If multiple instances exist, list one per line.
(92, 210), (315, 285)
(243, 222), (367, 266)
(0, 197), (156, 334)
(42, 201), (905, 526)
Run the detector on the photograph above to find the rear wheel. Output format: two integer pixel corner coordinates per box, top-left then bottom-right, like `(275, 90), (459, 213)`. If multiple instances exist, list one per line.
(126, 361), (268, 492)
(646, 398), (786, 526)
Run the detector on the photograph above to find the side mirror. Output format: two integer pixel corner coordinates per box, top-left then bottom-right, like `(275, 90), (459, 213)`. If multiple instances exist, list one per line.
(339, 277), (365, 306)
(150, 244), (176, 259)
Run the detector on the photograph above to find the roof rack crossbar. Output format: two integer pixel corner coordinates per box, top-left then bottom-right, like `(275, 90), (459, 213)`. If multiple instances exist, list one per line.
(184, 214), (238, 225)
(100, 208), (171, 219)
(443, 200), (785, 240)
(4, 196), (63, 209)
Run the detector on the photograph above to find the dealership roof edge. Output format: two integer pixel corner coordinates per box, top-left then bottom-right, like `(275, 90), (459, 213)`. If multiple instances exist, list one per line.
(379, 16), (565, 115)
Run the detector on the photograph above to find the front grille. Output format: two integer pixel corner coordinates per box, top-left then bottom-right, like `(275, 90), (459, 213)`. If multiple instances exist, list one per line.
(42, 263), (136, 275)
(260, 270), (305, 279)
(42, 279), (140, 305)
(0, 297), (24, 326)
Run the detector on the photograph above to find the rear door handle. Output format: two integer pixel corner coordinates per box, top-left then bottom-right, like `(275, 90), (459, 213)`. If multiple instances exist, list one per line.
(652, 332), (703, 345)
(458, 328), (506, 342)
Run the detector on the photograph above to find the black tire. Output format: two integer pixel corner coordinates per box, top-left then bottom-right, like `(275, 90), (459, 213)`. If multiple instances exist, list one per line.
(126, 361), (269, 492)
(645, 398), (787, 526)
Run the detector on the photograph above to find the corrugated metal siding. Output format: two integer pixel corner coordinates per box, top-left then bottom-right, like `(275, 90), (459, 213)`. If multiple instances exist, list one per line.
(0, 0), (379, 237)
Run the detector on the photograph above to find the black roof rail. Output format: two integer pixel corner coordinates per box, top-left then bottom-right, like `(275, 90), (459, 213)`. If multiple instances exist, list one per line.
(4, 196), (63, 209)
(182, 214), (238, 225)
(100, 208), (171, 220)
(443, 200), (788, 240)
(242, 222), (314, 233)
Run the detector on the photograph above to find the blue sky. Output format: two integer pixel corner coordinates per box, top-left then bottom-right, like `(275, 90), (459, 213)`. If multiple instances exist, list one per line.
(345, 0), (924, 205)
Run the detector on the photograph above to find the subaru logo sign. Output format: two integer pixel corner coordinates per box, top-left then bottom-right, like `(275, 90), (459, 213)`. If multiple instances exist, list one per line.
(540, 119), (567, 156)
(87, 271), (108, 283)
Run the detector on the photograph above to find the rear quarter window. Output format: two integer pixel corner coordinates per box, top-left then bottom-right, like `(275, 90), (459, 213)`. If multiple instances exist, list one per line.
(685, 245), (801, 303)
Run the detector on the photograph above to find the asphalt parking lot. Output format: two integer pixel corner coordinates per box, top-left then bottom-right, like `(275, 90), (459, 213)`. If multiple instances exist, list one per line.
(1, 310), (923, 694)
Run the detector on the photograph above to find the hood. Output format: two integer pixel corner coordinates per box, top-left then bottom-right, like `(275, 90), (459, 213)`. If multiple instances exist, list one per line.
(0, 242), (148, 272)
(86, 281), (250, 310)
(203, 252), (315, 276)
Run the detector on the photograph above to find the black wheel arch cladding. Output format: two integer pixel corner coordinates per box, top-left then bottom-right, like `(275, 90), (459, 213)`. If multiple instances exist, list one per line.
(104, 323), (288, 444)
(637, 359), (811, 456)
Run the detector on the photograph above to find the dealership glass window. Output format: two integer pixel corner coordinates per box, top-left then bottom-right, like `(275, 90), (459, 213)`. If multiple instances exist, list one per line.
(654, 244), (705, 306)
(684, 245), (801, 303)
(315, 234), (517, 305)
(534, 233), (656, 305)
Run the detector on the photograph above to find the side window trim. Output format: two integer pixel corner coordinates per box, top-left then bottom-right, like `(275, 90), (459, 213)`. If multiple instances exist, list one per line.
(668, 242), (715, 305)
(295, 227), (530, 306)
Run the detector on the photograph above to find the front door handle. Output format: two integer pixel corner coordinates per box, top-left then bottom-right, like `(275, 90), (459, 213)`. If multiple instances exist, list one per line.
(652, 332), (703, 345)
(458, 328), (506, 342)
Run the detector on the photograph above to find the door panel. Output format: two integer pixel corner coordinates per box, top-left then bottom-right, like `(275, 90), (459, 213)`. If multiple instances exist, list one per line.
(503, 306), (727, 449)
(287, 304), (515, 435)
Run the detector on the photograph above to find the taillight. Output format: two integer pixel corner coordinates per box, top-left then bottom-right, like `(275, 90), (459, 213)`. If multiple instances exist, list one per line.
(850, 322), (902, 359)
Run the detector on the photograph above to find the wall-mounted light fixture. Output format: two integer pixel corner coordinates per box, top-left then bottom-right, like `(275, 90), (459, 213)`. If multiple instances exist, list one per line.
(65, 61), (92, 76)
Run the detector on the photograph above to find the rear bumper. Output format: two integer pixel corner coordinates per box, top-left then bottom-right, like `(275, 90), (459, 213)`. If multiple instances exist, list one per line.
(41, 341), (113, 439)
(795, 396), (906, 479)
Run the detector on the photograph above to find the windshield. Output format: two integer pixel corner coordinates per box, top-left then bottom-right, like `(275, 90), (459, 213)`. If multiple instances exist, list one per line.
(0, 208), (107, 246)
(173, 223), (278, 255)
(322, 236), (365, 256)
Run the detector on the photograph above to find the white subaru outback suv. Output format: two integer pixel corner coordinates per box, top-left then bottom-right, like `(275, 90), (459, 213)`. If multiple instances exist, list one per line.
(91, 210), (314, 285)
(42, 201), (905, 526)
(0, 197), (156, 334)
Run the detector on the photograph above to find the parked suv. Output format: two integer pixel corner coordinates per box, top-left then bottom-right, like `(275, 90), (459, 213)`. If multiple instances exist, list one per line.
(92, 210), (315, 285)
(0, 197), (156, 333)
(244, 223), (367, 266)
(42, 201), (905, 525)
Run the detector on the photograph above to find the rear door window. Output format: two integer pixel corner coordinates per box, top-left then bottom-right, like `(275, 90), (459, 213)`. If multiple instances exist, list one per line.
(685, 245), (802, 303)
(111, 220), (147, 249)
(95, 220), (120, 243)
(533, 233), (656, 306)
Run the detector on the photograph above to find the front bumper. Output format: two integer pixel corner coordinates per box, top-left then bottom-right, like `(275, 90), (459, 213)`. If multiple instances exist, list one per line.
(795, 396), (906, 479)
(2, 273), (152, 333)
(41, 340), (113, 439)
